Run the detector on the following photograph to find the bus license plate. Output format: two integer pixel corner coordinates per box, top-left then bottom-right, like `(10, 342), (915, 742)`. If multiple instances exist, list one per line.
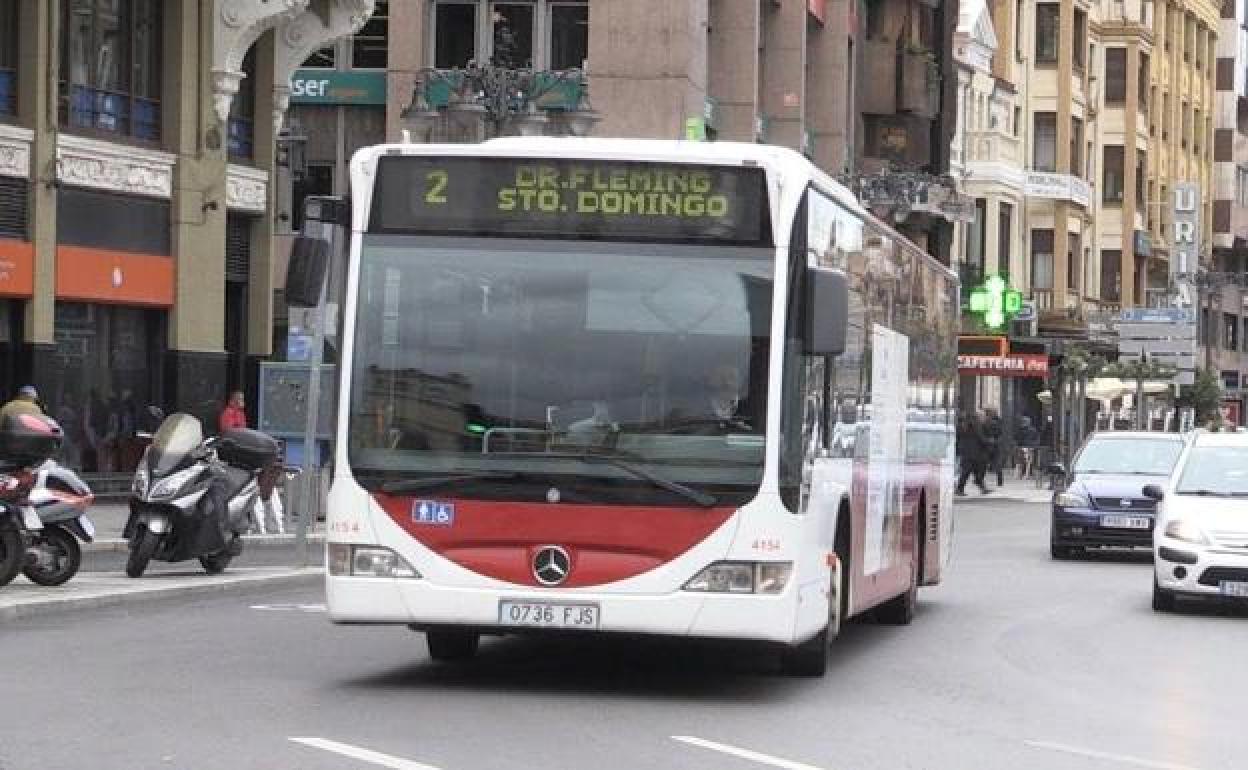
(1219, 581), (1248, 598)
(1100, 515), (1151, 529)
(498, 601), (600, 630)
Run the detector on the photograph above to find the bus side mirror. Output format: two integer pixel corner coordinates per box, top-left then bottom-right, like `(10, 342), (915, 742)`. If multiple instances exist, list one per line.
(807, 267), (848, 356)
(1143, 484), (1165, 501)
(285, 236), (329, 308)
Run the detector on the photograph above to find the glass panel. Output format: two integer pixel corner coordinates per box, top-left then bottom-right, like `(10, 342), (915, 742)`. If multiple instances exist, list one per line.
(293, 163), (334, 231)
(1074, 437), (1182, 475)
(1031, 230), (1054, 289)
(1033, 112), (1056, 171)
(1103, 146), (1125, 202)
(1101, 250), (1121, 301)
(1105, 48), (1126, 102)
(1036, 4), (1059, 62)
(550, 3), (589, 70)
(132, 0), (158, 98)
(491, 3), (534, 68)
(435, 3), (476, 68)
(348, 238), (774, 505)
(352, 0), (388, 68)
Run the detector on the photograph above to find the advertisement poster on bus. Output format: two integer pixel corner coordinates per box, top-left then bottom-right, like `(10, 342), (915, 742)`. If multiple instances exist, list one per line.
(866, 325), (908, 575)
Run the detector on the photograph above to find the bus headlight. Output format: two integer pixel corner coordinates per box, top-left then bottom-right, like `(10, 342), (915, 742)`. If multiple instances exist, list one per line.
(683, 562), (792, 594)
(328, 544), (421, 578)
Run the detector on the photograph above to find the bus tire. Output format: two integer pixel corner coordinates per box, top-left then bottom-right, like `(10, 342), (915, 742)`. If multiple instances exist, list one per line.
(875, 504), (920, 626)
(426, 630), (480, 662)
(780, 503), (849, 677)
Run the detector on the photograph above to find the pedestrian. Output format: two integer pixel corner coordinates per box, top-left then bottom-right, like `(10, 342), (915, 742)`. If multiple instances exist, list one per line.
(1016, 416), (1040, 480)
(956, 411), (991, 496)
(218, 391), (248, 433)
(0, 385), (44, 420)
(984, 407), (1005, 487)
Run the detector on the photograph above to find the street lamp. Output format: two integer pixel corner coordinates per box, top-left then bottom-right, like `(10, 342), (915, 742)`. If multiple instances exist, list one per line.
(402, 63), (598, 142)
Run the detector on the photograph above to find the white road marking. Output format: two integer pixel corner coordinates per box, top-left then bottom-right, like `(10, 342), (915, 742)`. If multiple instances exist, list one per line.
(1025, 740), (1205, 770)
(289, 737), (442, 770)
(250, 603), (327, 612)
(672, 735), (827, 770)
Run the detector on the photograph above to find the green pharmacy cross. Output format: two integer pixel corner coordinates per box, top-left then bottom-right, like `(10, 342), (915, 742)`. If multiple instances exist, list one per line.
(968, 275), (1023, 330)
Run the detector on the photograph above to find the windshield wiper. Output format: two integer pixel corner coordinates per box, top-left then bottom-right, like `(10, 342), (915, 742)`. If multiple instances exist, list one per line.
(575, 452), (718, 508)
(1176, 488), (1231, 497)
(379, 471), (520, 494)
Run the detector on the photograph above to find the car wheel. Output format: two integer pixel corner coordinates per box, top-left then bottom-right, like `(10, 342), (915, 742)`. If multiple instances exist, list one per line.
(1152, 577), (1177, 613)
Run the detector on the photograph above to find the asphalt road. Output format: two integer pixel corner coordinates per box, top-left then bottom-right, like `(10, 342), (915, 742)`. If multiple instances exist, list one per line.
(3, 498), (1247, 770)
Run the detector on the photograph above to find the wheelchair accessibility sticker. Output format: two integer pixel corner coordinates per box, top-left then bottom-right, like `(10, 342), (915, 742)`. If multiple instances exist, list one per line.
(412, 500), (455, 526)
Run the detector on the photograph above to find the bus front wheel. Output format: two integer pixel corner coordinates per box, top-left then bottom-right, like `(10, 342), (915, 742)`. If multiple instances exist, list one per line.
(426, 630), (480, 662)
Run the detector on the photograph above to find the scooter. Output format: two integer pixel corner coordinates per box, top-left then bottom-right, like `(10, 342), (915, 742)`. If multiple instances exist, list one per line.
(0, 413), (93, 587)
(124, 413), (280, 578)
(20, 459), (95, 586)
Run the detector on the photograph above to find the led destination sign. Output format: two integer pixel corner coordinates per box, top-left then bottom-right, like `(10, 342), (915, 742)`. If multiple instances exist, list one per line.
(369, 157), (772, 244)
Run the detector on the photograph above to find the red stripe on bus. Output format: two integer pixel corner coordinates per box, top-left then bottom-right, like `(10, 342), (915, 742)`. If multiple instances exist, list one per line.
(375, 495), (736, 588)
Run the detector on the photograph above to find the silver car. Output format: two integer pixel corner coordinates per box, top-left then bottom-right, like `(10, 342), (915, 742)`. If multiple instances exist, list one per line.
(1150, 430), (1248, 612)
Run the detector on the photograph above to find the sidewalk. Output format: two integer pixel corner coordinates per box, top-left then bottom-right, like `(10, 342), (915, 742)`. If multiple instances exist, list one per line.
(956, 475), (1053, 505)
(0, 567), (323, 621)
(83, 502), (325, 553)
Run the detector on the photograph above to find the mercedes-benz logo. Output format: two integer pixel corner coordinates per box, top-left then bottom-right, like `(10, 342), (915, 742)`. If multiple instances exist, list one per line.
(533, 545), (571, 586)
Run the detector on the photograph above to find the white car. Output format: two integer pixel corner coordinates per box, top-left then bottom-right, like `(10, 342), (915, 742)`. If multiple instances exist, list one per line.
(1150, 430), (1248, 612)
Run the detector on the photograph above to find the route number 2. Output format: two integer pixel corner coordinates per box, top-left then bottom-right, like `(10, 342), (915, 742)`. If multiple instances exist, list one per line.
(425, 170), (448, 204)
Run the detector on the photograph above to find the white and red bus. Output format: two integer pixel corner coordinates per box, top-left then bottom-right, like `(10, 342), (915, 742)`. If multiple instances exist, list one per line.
(310, 138), (959, 676)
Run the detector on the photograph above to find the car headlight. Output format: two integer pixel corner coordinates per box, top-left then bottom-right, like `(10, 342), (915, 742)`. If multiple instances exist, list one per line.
(328, 544), (421, 578)
(147, 466), (203, 500)
(1163, 520), (1210, 545)
(132, 467), (149, 497)
(1055, 491), (1090, 508)
(683, 561), (793, 594)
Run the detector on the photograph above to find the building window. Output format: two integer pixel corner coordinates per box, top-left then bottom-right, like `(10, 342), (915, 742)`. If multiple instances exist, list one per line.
(550, 2), (589, 69)
(227, 48), (255, 160)
(1150, 86), (1157, 135)
(433, 1), (588, 71)
(435, 2), (478, 68)
(1067, 232), (1081, 294)
(1032, 230), (1054, 290)
(1226, 312), (1239, 350)
(1139, 53), (1150, 109)
(1101, 250), (1121, 302)
(351, 0), (388, 68)
(1162, 93), (1170, 140)
(1071, 117), (1083, 175)
(1237, 167), (1248, 207)
(998, 202), (1014, 272)
(967, 198), (987, 272)
(1103, 145), (1125, 203)
(62, 0), (163, 141)
(1136, 149), (1146, 206)
(1014, 106), (1021, 137)
(0, 0), (17, 117)
(1182, 102), (1191, 149)
(1034, 112), (1057, 171)
(1105, 48), (1127, 103)
(1073, 9), (1087, 71)
(1036, 4), (1059, 63)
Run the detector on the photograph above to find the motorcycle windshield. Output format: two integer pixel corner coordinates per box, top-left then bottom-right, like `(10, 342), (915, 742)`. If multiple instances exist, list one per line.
(148, 414), (203, 476)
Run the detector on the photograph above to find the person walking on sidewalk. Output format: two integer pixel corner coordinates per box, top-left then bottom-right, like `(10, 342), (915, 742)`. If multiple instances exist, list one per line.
(218, 391), (248, 433)
(983, 407), (1005, 487)
(956, 412), (991, 496)
(0, 385), (43, 420)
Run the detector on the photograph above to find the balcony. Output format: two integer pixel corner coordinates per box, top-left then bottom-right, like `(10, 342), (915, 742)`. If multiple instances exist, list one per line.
(960, 130), (1025, 188)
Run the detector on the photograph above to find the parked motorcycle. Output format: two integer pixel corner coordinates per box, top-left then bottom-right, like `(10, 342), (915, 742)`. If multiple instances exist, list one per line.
(124, 413), (281, 578)
(0, 413), (95, 586)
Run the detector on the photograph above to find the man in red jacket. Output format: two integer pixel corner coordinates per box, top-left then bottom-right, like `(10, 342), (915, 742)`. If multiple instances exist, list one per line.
(218, 391), (247, 433)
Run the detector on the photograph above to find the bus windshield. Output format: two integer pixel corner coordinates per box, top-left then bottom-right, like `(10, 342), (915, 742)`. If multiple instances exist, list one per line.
(347, 236), (774, 503)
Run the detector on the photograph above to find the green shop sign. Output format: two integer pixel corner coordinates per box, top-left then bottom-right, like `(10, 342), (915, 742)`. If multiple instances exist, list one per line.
(290, 70), (387, 105)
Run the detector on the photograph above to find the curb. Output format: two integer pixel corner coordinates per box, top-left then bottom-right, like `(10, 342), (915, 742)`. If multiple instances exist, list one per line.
(0, 569), (324, 622)
(83, 533), (326, 554)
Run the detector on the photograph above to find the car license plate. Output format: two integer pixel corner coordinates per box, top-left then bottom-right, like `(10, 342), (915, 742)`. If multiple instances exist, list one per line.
(1219, 581), (1248, 598)
(1100, 515), (1151, 529)
(498, 601), (600, 629)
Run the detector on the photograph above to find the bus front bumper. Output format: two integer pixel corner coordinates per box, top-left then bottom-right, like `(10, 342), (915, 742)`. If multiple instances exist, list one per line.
(325, 574), (808, 645)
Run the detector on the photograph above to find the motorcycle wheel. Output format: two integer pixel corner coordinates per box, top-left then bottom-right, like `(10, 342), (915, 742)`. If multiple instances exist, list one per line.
(22, 525), (81, 587)
(0, 527), (23, 587)
(199, 552), (233, 575)
(125, 525), (160, 578)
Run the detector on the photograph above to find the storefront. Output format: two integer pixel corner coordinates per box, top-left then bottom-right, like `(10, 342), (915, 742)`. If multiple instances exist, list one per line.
(0, 175), (32, 403)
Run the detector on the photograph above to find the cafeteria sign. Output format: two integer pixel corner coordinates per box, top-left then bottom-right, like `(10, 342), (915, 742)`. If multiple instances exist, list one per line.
(290, 70), (387, 105)
(958, 353), (1049, 378)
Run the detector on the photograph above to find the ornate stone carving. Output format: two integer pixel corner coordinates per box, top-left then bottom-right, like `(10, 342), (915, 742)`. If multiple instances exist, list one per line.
(56, 135), (176, 198)
(0, 125), (33, 179)
(213, 0), (310, 122)
(227, 164), (268, 212)
(271, 0), (375, 130)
